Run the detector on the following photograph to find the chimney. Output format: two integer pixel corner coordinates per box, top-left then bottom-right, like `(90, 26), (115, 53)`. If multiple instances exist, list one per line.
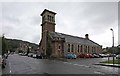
(85, 34), (89, 39)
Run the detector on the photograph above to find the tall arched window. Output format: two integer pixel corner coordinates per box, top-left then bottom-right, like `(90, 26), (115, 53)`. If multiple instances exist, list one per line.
(78, 45), (79, 52)
(88, 46), (89, 53)
(68, 44), (70, 52)
(80, 45), (82, 53)
(71, 44), (74, 52)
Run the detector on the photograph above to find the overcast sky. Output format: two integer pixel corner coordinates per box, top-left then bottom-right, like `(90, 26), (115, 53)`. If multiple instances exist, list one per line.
(1, 1), (119, 48)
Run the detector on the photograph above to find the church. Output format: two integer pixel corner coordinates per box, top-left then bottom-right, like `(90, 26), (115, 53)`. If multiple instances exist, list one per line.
(39, 9), (102, 58)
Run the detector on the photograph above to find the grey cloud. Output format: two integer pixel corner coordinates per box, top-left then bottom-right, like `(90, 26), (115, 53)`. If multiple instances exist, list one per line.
(30, 16), (41, 26)
(118, 2), (120, 45)
(2, 2), (118, 47)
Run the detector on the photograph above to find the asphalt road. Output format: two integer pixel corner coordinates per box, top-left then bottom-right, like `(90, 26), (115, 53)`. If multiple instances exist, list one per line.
(2, 54), (120, 75)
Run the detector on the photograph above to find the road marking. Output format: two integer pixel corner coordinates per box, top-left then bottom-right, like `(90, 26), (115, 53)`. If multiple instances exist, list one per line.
(94, 71), (104, 74)
(63, 62), (72, 64)
(9, 62), (12, 73)
(63, 62), (90, 68)
(63, 62), (68, 63)
(10, 70), (11, 73)
(73, 64), (79, 66)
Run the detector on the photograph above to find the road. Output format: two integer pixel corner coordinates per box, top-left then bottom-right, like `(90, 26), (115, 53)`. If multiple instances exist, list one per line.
(2, 54), (119, 75)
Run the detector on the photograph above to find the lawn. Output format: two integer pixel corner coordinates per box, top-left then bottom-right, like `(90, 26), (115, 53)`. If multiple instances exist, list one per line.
(100, 59), (120, 64)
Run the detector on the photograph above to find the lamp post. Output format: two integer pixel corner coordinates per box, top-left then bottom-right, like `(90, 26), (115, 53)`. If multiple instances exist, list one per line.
(110, 28), (114, 65)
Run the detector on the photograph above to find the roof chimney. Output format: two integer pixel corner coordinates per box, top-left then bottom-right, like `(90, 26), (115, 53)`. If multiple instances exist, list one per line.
(85, 34), (89, 39)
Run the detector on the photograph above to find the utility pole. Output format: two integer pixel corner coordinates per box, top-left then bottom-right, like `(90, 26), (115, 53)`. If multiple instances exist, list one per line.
(110, 28), (115, 65)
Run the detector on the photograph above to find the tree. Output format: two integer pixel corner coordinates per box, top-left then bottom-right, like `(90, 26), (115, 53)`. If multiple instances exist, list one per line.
(2, 35), (8, 55)
(46, 41), (52, 58)
(26, 46), (30, 55)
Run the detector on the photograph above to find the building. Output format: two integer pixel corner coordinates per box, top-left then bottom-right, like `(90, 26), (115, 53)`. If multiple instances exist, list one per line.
(39, 9), (102, 58)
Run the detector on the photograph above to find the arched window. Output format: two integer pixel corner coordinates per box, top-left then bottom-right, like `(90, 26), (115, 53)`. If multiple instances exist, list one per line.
(50, 16), (51, 21)
(68, 44), (70, 52)
(78, 45), (79, 52)
(47, 15), (49, 21)
(71, 44), (74, 52)
(88, 46), (89, 53)
(52, 17), (54, 22)
(80, 45), (82, 53)
(84, 45), (87, 53)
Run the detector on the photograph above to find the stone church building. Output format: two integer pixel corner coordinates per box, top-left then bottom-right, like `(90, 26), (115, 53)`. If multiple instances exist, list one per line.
(39, 9), (102, 58)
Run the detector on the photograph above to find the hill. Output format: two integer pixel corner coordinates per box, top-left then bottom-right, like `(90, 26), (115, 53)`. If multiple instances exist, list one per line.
(0, 37), (39, 53)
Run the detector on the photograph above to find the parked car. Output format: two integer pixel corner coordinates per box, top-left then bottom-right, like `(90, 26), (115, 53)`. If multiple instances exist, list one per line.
(99, 54), (108, 57)
(36, 54), (43, 59)
(84, 54), (89, 58)
(32, 54), (37, 58)
(21, 53), (27, 56)
(92, 54), (100, 58)
(116, 54), (120, 59)
(18, 53), (23, 55)
(28, 53), (33, 57)
(87, 54), (94, 58)
(84, 54), (92, 58)
(0, 55), (6, 69)
(96, 54), (104, 58)
(109, 54), (116, 57)
(77, 54), (85, 58)
(65, 54), (77, 59)
(4, 54), (8, 59)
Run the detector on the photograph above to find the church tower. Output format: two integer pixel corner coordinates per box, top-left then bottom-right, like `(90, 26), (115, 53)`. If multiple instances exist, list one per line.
(40, 9), (56, 55)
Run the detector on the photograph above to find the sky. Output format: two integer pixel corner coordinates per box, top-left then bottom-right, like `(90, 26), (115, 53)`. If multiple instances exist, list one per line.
(0, 1), (119, 48)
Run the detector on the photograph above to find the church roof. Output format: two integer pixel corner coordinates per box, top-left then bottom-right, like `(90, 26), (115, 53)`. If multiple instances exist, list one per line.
(49, 32), (101, 47)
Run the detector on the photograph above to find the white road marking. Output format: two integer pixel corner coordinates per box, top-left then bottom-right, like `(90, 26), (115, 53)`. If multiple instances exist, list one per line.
(73, 64), (79, 66)
(9, 62), (12, 73)
(94, 71), (104, 74)
(63, 62), (90, 68)
(63, 62), (68, 64)
(10, 70), (11, 73)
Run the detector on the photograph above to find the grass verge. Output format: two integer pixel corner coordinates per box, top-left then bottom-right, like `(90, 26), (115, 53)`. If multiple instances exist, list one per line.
(100, 59), (120, 64)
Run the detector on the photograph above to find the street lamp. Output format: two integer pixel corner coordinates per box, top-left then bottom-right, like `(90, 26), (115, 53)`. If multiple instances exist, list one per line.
(110, 28), (115, 65)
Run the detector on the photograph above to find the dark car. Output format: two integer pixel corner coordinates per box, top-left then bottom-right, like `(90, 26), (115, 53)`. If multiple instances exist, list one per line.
(36, 54), (43, 59)
(0, 55), (6, 69)
(4, 54), (8, 59)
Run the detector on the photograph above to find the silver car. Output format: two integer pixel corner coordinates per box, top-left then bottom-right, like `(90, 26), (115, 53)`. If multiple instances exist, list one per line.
(116, 54), (120, 59)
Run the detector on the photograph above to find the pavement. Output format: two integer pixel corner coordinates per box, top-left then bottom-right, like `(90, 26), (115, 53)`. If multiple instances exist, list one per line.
(94, 63), (120, 68)
(2, 54), (120, 75)
(55, 57), (120, 68)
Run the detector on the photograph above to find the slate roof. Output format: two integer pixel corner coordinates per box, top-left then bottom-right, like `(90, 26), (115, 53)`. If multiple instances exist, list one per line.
(49, 32), (101, 47)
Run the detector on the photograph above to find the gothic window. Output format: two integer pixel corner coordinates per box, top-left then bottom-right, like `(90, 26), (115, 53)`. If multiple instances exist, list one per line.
(59, 45), (61, 49)
(88, 46), (89, 53)
(52, 17), (54, 22)
(84, 45), (87, 53)
(68, 44), (70, 52)
(47, 15), (49, 21)
(78, 45), (79, 52)
(92, 47), (94, 53)
(50, 16), (51, 21)
(71, 44), (74, 52)
(80, 45), (82, 53)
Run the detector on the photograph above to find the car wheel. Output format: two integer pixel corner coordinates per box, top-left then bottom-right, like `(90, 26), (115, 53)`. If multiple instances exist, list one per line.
(2, 65), (5, 69)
